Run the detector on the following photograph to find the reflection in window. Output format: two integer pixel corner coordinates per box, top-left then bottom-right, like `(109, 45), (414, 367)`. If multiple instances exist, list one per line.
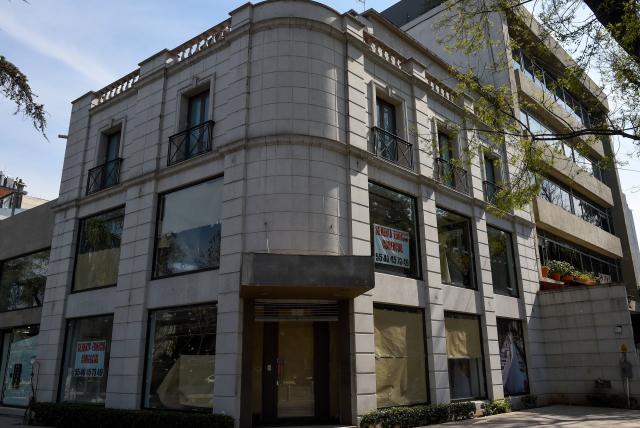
(1, 325), (39, 407)
(60, 315), (113, 404)
(369, 182), (420, 278)
(154, 178), (223, 277)
(497, 318), (529, 396)
(0, 250), (48, 311)
(445, 313), (486, 400)
(437, 208), (475, 288)
(487, 227), (518, 297)
(144, 305), (217, 410)
(74, 208), (124, 291)
(374, 306), (427, 407)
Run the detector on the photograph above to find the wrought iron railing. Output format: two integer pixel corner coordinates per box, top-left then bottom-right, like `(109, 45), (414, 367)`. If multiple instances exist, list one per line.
(86, 158), (122, 195)
(483, 180), (503, 205)
(435, 157), (469, 194)
(370, 126), (413, 169)
(168, 120), (214, 166)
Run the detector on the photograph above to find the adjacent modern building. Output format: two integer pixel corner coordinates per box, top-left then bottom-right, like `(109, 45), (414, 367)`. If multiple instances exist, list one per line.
(0, 174), (48, 220)
(1, 1), (640, 426)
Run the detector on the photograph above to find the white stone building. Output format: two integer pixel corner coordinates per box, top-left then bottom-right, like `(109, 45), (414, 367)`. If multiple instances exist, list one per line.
(0, 1), (639, 426)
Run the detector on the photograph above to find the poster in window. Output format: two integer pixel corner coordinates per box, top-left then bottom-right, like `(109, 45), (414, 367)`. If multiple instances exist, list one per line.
(373, 224), (410, 268)
(73, 340), (106, 378)
(497, 320), (529, 396)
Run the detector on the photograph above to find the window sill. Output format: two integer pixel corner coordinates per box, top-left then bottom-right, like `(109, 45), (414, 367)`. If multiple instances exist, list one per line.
(70, 284), (117, 295)
(441, 281), (477, 291)
(151, 266), (220, 281)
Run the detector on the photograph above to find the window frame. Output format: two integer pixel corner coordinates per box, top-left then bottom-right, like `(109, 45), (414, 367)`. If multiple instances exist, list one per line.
(436, 206), (478, 290)
(71, 206), (126, 294)
(0, 248), (50, 313)
(486, 225), (520, 298)
(151, 175), (223, 281)
(373, 303), (430, 408)
(141, 302), (218, 412)
(368, 181), (423, 280)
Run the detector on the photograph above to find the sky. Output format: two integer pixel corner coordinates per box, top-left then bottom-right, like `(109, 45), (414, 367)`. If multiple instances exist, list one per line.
(2, 0), (640, 236)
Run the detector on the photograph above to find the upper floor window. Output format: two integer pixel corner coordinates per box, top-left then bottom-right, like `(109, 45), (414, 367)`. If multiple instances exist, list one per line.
(435, 132), (469, 194)
(87, 130), (122, 195)
(369, 182), (421, 279)
(376, 98), (396, 135)
(371, 98), (413, 169)
(487, 226), (518, 297)
(0, 249), (49, 311)
(168, 90), (213, 165)
(437, 208), (475, 289)
(483, 155), (502, 204)
(73, 207), (125, 291)
(153, 177), (223, 278)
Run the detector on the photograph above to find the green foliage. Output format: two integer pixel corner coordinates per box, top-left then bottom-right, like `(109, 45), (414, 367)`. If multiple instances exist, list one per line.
(359, 402), (476, 428)
(481, 398), (511, 416)
(0, 56), (46, 136)
(520, 394), (538, 409)
(31, 403), (234, 428)
(546, 260), (574, 276)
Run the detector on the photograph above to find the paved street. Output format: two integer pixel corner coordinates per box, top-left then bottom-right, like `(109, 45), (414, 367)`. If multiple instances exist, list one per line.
(432, 405), (640, 427)
(0, 415), (25, 428)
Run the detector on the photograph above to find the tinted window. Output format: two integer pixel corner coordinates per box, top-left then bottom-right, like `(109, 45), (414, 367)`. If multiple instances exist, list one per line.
(487, 227), (518, 297)
(497, 318), (529, 396)
(0, 250), (48, 311)
(437, 208), (475, 288)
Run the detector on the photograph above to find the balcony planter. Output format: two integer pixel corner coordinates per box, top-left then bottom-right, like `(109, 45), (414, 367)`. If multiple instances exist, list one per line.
(551, 272), (562, 281)
(540, 278), (564, 290)
(562, 274), (574, 285)
(541, 266), (550, 278)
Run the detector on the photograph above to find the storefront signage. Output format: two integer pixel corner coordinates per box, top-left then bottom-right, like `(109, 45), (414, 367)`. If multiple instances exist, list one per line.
(373, 224), (410, 268)
(73, 340), (106, 378)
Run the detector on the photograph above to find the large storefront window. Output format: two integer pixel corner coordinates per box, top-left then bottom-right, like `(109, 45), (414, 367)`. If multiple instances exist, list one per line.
(1, 325), (39, 406)
(369, 182), (420, 278)
(74, 208), (125, 291)
(445, 313), (486, 400)
(0, 249), (49, 311)
(60, 315), (113, 403)
(144, 304), (217, 410)
(497, 318), (529, 396)
(487, 226), (518, 297)
(154, 178), (222, 278)
(437, 208), (475, 288)
(374, 306), (427, 407)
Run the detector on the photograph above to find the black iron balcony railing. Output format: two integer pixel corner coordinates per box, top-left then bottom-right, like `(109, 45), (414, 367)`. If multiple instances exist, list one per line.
(435, 157), (469, 194)
(86, 158), (122, 195)
(168, 120), (214, 166)
(370, 126), (413, 169)
(483, 180), (503, 205)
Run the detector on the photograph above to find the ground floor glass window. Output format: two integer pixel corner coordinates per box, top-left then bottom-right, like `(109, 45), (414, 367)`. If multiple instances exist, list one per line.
(445, 313), (486, 400)
(1, 325), (39, 406)
(60, 315), (113, 403)
(144, 304), (217, 410)
(374, 306), (427, 407)
(497, 318), (529, 396)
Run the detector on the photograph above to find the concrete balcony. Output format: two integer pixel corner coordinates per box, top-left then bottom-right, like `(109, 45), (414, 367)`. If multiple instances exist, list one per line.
(534, 197), (622, 258)
(514, 69), (605, 158)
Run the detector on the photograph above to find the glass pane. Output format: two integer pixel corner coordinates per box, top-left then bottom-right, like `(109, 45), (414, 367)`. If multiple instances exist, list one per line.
(497, 319), (529, 396)
(60, 315), (113, 404)
(0, 250), (48, 311)
(277, 322), (314, 418)
(437, 208), (475, 288)
(376, 98), (396, 134)
(1, 325), (39, 407)
(369, 182), (420, 278)
(74, 208), (124, 291)
(487, 227), (518, 297)
(188, 92), (209, 128)
(105, 133), (120, 162)
(144, 304), (216, 410)
(438, 133), (452, 160)
(445, 313), (486, 399)
(374, 307), (427, 407)
(154, 178), (223, 277)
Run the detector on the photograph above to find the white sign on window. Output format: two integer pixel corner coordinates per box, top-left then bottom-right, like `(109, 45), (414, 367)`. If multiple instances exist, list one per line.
(73, 340), (106, 378)
(373, 223), (411, 268)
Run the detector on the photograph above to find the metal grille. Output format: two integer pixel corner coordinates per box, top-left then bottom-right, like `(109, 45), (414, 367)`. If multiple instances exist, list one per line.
(254, 300), (339, 322)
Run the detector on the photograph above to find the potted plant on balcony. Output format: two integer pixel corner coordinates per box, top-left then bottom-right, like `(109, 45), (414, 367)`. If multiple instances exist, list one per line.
(541, 265), (550, 278)
(547, 260), (573, 282)
(574, 271), (598, 286)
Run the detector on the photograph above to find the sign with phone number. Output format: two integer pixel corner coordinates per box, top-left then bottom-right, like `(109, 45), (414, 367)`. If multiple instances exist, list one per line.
(73, 340), (106, 378)
(373, 223), (410, 268)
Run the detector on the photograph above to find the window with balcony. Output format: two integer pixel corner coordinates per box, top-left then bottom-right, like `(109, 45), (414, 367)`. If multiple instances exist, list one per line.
(539, 178), (612, 233)
(370, 98), (413, 169)
(487, 226), (518, 297)
(497, 318), (529, 396)
(374, 305), (428, 407)
(437, 208), (476, 289)
(168, 90), (213, 165)
(538, 231), (621, 283)
(483, 156), (502, 204)
(0, 249), (48, 312)
(435, 132), (468, 194)
(144, 304), (217, 410)
(73, 207), (125, 292)
(369, 182), (420, 279)
(445, 312), (486, 400)
(87, 131), (122, 195)
(153, 177), (223, 278)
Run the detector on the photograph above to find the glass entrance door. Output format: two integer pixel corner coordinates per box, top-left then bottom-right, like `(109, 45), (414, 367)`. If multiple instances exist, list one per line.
(276, 322), (314, 418)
